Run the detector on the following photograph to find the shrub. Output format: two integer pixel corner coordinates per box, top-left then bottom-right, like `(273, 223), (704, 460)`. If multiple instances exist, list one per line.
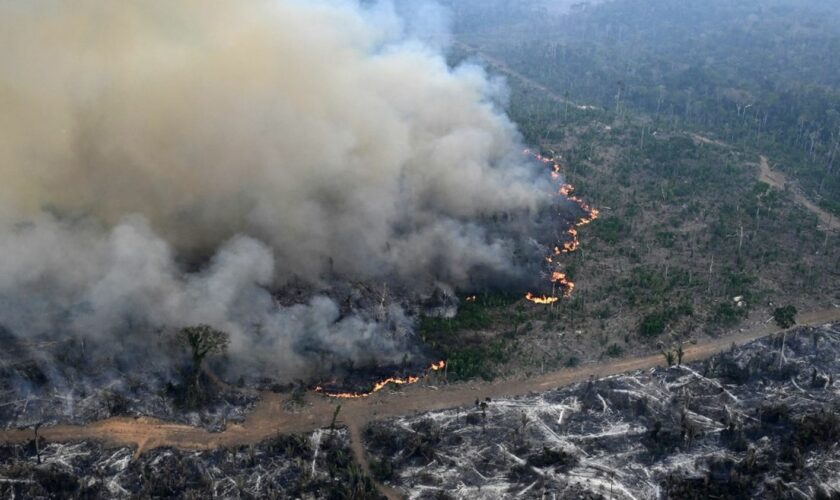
(711, 301), (746, 326)
(639, 312), (667, 337)
(773, 305), (798, 329)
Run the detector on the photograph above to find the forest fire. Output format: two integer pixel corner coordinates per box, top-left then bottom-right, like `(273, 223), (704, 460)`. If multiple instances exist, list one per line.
(523, 149), (599, 305)
(314, 361), (447, 399)
(312, 149), (596, 396)
(524, 293), (560, 305)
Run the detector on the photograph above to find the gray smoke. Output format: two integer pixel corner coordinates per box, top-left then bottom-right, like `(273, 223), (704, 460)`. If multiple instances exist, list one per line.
(0, 0), (552, 381)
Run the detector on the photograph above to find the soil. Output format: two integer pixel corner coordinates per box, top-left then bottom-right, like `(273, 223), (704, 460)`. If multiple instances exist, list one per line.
(758, 154), (839, 232)
(2, 308), (838, 453)
(2, 308), (838, 499)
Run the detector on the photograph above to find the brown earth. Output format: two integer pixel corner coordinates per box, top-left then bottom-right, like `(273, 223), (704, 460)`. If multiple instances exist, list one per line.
(2, 309), (838, 499)
(758, 154), (839, 232)
(3, 309), (839, 453)
(4, 54), (835, 500)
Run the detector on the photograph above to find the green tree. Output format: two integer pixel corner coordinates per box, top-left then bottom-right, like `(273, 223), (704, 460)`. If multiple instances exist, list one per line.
(640, 312), (667, 337)
(773, 305), (798, 329)
(177, 324), (229, 393)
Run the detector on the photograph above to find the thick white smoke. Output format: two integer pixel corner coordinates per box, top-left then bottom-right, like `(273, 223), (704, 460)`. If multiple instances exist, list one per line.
(0, 0), (551, 380)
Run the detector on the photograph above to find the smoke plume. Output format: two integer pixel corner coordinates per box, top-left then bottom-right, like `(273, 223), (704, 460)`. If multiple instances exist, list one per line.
(0, 0), (551, 381)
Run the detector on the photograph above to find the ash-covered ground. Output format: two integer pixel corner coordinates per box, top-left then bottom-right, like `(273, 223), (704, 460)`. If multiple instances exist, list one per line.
(0, 428), (383, 499)
(364, 322), (840, 499)
(0, 326), (257, 432)
(0, 282), (454, 432)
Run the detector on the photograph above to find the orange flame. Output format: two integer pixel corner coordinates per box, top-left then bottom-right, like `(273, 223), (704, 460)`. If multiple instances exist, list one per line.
(314, 360), (446, 399)
(525, 292), (560, 305)
(524, 149), (598, 305)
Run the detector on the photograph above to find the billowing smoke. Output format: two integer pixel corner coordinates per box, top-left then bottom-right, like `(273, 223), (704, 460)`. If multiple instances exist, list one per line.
(0, 0), (551, 382)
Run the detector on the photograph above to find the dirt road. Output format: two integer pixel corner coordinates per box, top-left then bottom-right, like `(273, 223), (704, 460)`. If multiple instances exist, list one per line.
(758, 155), (839, 232)
(3, 308), (839, 454)
(686, 137), (837, 233)
(2, 309), (838, 500)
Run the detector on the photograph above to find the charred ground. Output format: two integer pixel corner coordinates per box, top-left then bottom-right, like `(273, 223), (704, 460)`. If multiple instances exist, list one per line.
(0, 429), (384, 499)
(364, 323), (840, 499)
(2, 1), (840, 499)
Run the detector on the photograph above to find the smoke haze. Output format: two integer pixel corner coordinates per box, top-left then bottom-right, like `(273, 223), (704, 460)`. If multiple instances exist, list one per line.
(0, 0), (551, 380)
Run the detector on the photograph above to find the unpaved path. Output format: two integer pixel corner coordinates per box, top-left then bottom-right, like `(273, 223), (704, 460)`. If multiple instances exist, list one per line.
(3, 308), (839, 453)
(347, 422), (402, 500)
(759, 155), (839, 232)
(690, 133), (729, 148)
(2, 309), (839, 500)
(687, 136), (837, 233)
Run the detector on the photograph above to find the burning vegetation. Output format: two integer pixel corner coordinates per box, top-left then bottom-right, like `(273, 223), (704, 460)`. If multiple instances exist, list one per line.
(314, 361), (446, 399)
(524, 150), (600, 305)
(0, 0), (570, 413)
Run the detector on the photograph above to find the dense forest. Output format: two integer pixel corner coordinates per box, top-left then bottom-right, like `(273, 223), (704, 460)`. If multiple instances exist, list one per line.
(442, 0), (840, 214)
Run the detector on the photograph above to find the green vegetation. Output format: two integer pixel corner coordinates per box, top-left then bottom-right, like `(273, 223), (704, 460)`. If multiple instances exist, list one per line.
(419, 299), (496, 335)
(451, 0), (840, 211)
(442, 343), (509, 381)
(774, 305), (799, 329)
(639, 304), (693, 337)
(639, 312), (668, 337)
(591, 216), (630, 244)
(178, 325), (229, 379)
(711, 302), (748, 327)
(418, 293), (523, 381)
(425, 0), (840, 383)
(662, 349), (676, 368)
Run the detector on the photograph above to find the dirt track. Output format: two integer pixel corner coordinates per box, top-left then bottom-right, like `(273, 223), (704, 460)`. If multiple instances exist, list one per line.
(758, 155), (839, 232)
(3, 308), (839, 454)
(2, 309), (838, 500)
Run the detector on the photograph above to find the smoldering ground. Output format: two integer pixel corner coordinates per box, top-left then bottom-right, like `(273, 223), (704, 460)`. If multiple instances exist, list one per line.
(0, 0), (561, 400)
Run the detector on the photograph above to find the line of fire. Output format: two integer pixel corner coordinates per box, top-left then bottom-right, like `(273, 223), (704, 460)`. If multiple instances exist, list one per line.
(524, 149), (599, 305)
(314, 151), (598, 398)
(314, 361), (446, 399)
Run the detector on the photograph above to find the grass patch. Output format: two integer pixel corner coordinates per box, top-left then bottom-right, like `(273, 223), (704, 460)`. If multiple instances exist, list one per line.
(418, 292), (522, 382)
(639, 303), (693, 337)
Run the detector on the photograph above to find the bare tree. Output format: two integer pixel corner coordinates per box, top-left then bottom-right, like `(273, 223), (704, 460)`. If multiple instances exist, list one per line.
(662, 349), (675, 367)
(615, 80), (626, 118)
(564, 90), (570, 121)
(34, 423), (41, 464)
(330, 404), (342, 435)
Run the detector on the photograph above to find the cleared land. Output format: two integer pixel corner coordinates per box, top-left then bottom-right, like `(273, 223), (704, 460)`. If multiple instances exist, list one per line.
(2, 308), (838, 455)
